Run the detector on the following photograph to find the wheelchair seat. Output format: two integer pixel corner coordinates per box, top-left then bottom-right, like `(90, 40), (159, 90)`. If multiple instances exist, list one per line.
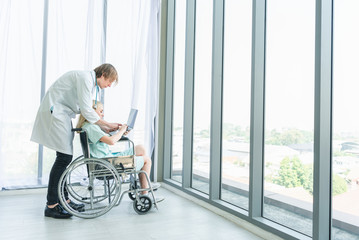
(77, 129), (136, 172)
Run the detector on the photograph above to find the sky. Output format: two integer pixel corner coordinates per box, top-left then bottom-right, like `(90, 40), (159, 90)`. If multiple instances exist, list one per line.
(172, 0), (359, 134)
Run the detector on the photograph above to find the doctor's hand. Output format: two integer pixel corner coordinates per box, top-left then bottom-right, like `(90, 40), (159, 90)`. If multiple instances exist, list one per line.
(96, 119), (120, 133)
(107, 122), (120, 132)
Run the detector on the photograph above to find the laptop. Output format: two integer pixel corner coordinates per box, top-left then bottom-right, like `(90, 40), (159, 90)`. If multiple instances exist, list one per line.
(109, 108), (138, 136)
(126, 108), (138, 131)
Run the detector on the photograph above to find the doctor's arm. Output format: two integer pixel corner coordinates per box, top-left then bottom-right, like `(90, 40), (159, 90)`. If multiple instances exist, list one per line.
(95, 119), (120, 133)
(99, 124), (127, 145)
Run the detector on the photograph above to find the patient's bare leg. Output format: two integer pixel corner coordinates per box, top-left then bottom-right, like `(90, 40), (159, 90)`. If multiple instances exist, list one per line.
(139, 156), (151, 194)
(135, 145), (146, 156)
(134, 145), (153, 194)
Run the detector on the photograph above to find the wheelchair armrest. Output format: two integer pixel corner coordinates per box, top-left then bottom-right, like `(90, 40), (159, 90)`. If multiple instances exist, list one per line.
(119, 136), (129, 141)
(72, 128), (83, 132)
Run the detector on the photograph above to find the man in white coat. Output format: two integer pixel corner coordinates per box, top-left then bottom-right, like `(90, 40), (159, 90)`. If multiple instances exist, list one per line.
(31, 63), (120, 218)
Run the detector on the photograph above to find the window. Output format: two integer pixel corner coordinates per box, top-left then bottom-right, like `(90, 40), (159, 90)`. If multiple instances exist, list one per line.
(263, 0), (315, 236)
(164, 0), (359, 238)
(332, 1), (359, 238)
(171, 0), (187, 183)
(221, 0), (252, 210)
(191, 0), (213, 194)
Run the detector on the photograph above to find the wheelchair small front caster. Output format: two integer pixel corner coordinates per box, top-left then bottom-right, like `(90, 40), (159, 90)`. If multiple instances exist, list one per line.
(133, 195), (152, 215)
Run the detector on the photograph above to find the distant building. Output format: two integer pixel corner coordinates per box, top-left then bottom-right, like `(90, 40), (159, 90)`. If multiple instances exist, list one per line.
(341, 142), (359, 155)
(288, 143), (313, 153)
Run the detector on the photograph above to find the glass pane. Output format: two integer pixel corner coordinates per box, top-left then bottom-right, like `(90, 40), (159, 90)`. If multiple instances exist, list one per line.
(0, 0), (43, 189)
(221, 0), (252, 210)
(171, 0), (187, 183)
(263, 0), (315, 236)
(332, 1), (359, 239)
(192, 0), (213, 194)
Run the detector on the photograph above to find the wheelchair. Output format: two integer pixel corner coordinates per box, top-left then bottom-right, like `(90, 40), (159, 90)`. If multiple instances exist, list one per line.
(57, 128), (160, 219)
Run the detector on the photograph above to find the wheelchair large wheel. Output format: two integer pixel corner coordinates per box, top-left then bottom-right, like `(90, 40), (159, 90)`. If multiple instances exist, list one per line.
(133, 195), (152, 215)
(58, 158), (121, 219)
(65, 157), (117, 204)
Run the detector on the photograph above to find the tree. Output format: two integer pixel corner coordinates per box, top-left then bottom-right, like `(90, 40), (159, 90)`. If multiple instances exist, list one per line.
(274, 156), (304, 188)
(274, 156), (314, 193)
(274, 157), (348, 196)
(266, 128), (313, 146)
(332, 174), (347, 196)
(302, 165), (313, 194)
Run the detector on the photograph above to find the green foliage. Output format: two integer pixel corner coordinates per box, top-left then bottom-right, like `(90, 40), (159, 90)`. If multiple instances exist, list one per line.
(332, 174), (347, 196)
(332, 151), (354, 157)
(274, 156), (314, 194)
(302, 165), (313, 194)
(199, 129), (210, 138)
(274, 156), (303, 188)
(274, 157), (348, 196)
(222, 123), (250, 142)
(265, 128), (313, 146)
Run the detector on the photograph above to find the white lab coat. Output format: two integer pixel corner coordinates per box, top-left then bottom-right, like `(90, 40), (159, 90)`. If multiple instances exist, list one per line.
(31, 70), (100, 155)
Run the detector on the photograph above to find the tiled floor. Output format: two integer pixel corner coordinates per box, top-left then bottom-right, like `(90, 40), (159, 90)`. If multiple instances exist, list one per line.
(0, 184), (267, 240)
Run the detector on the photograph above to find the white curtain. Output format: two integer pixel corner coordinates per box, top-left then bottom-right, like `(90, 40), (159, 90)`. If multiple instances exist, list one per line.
(131, 0), (160, 158)
(105, 0), (160, 160)
(0, 0), (44, 189)
(45, 0), (103, 88)
(0, 0), (159, 189)
(41, 0), (105, 181)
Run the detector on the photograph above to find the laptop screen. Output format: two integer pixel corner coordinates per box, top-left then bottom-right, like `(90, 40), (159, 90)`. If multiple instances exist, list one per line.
(127, 108), (138, 130)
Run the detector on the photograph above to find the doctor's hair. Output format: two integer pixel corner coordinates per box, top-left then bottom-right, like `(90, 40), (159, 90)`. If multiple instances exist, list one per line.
(76, 100), (104, 131)
(94, 63), (118, 85)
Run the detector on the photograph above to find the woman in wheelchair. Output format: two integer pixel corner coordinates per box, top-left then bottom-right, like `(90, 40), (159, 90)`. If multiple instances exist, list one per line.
(76, 101), (162, 196)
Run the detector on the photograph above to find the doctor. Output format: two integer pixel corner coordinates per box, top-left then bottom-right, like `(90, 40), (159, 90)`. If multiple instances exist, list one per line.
(31, 63), (120, 219)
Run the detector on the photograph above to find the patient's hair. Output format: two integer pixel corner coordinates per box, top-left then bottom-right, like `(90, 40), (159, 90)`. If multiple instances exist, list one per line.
(76, 100), (103, 130)
(94, 63), (118, 84)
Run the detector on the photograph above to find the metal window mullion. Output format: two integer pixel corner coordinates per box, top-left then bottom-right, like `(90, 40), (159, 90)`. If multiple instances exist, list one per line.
(182, 0), (196, 188)
(163, 0), (175, 180)
(209, 0), (224, 201)
(249, 0), (266, 218)
(313, 0), (333, 239)
(37, 0), (49, 185)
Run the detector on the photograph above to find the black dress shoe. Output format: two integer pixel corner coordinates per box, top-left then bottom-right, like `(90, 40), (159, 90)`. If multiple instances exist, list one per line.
(44, 205), (72, 219)
(68, 200), (85, 212)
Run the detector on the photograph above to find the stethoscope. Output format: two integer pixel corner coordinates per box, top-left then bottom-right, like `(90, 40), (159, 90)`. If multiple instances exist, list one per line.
(91, 71), (99, 109)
